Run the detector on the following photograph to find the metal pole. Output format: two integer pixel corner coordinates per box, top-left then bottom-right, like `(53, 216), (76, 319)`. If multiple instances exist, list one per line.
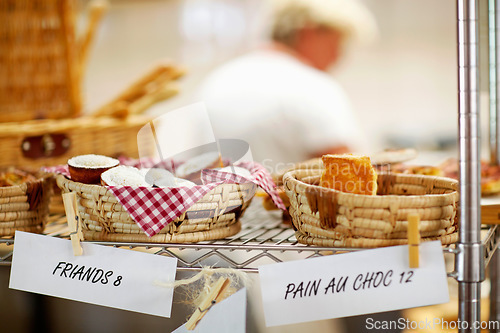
(489, 1), (500, 331)
(491, 0), (500, 165)
(491, 251), (500, 333)
(457, 0), (485, 332)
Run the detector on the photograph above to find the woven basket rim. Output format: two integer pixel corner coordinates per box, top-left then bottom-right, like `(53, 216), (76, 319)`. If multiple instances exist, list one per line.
(55, 172), (255, 242)
(283, 168), (458, 201)
(56, 173), (106, 191)
(0, 114), (152, 136)
(81, 220), (242, 243)
(55, 173), (256, 195)
(295, 230), (459, 248)
(0, 172), (52, 196)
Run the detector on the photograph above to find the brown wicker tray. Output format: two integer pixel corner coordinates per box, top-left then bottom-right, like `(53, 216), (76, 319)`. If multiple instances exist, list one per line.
(56, 174), (256, 243)
(283, 169), (459, 248)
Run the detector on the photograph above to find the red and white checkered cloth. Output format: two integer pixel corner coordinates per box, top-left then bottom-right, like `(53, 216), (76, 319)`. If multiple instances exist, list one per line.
(44, 160), (285, 237)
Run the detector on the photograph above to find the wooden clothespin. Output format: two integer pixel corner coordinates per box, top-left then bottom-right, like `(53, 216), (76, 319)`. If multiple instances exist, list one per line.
(407, 214), (421, 268)
(481, 204), (500, 224)
(185, 277), (231, 330)
(62, 192), (84, 256)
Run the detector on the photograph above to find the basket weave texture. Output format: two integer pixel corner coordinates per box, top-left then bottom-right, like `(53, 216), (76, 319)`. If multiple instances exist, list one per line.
(0, 0), (81, 122)
(0, 114), (151, 168)
(283, 169), (459, 248)
(0, 174), (53, 236)
(56, 174), (256, 243)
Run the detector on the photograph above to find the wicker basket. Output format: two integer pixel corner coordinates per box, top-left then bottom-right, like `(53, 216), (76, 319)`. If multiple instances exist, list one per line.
(55, 174), (256, 243)
(0, 114), (153, 169)
(0, 173), (53, 236)
(272, 158), (322, 186)
(283, 169), (459, 248)
(0, 0), (85, 122)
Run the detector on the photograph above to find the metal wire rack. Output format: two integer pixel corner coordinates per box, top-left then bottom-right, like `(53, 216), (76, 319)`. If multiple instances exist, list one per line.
(1, 199), (499, 276)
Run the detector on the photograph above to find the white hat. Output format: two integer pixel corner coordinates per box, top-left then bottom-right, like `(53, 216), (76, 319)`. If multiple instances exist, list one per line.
(271, 0), (378, 44)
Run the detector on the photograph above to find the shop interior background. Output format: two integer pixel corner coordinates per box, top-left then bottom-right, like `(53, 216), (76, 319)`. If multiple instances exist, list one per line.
(81, 0), (484, 161)
(1, 0), (488, 332)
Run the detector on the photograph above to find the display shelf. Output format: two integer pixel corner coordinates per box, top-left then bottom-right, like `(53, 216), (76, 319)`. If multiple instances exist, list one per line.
(2, 200), (499, 275)
(0, 1), (495, 331)
(0, 202), (359, 270)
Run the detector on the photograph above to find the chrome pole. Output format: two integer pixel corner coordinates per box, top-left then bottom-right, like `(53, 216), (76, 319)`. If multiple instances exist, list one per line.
(491, 0), (500, 165)
(457, 0), (485, 332)
(489, 1), (500, 331)
(491, 251), (500, 333)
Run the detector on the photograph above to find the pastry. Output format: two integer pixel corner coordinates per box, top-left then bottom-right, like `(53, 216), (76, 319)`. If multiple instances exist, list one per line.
(175, 151), (223, 184)
(370, 148), (418, 165)
(155, 177), (196, 188)
(260, 187), (290, 210)
(216, 166), (252, 178)
(0, 168), (37, 187)
(141, 167), (196, 188)
(384, 164), (444, 177)
(437, 158), (500, 196)
(142, 168), (176, 187)
(320, 154), (378, 195)
(68, 154), (119, 184)
(101, 165), (149, 187)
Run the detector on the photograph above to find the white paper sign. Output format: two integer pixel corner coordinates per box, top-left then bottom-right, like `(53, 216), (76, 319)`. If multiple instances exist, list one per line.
(9, 231), (177, 317)
(258, 241), (449, 327)
(172, 288), (247, 333)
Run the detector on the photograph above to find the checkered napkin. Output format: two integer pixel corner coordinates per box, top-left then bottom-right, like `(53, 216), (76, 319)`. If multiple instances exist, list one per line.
(44, 165), (70, 177)
(44, 160), (285, 237)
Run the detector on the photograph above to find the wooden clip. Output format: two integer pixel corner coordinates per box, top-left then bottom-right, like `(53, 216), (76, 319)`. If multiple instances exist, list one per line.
(185, 277), (230, 330)
(407, 214), (420, 268)
(62, 192), (83, 256)
(481, 204), (500, 224)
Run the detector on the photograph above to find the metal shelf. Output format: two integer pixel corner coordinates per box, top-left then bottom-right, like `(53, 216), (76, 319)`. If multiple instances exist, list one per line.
(0, 202), (361, 271)
(2, 200), (499, 275)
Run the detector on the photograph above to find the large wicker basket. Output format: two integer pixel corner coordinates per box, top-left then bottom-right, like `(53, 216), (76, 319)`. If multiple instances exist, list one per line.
(56, 174), (256, 243)
(0, 0), (94, 122)
(0, 0), (181, 170)
(0, 114), (152, 169)
(0, 173), (53, 236)
(283, 169), (459, 248)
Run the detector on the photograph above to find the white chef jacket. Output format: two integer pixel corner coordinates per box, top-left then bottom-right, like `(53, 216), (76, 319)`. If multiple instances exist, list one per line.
(198, 49), (365, 171)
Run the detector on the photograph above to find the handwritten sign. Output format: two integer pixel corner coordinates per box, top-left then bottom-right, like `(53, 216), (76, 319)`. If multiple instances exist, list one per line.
(9, 231), (177, 317)
(172, 288), (247, 333)
(258, 241), (449, 327)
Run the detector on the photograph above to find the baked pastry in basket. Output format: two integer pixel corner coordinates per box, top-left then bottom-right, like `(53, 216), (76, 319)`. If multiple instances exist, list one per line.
(68, 154), (119, 184)
(443, 158), (500, 196)
(283, 168), (459, 248)
(0, 168), (37, 187)
(377, 164), (443, 177)
(388, 158), (500, 196)
(175, 152), (223, 184)
(101, 165), (149, 186)
(141, 168), (196, 188)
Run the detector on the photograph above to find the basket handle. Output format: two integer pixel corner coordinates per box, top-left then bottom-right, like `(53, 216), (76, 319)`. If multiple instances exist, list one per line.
(90, 63), (185, 118)
(78, 0), (108, 76)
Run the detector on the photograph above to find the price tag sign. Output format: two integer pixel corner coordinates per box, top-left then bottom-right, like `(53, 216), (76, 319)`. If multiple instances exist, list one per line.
(9, 231), (177, 317)
(258, 241), (449, 327)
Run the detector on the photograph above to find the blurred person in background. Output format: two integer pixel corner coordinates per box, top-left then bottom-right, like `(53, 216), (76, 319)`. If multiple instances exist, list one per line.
(197, 0), (378, 173)
(196, 1), (388, 333)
